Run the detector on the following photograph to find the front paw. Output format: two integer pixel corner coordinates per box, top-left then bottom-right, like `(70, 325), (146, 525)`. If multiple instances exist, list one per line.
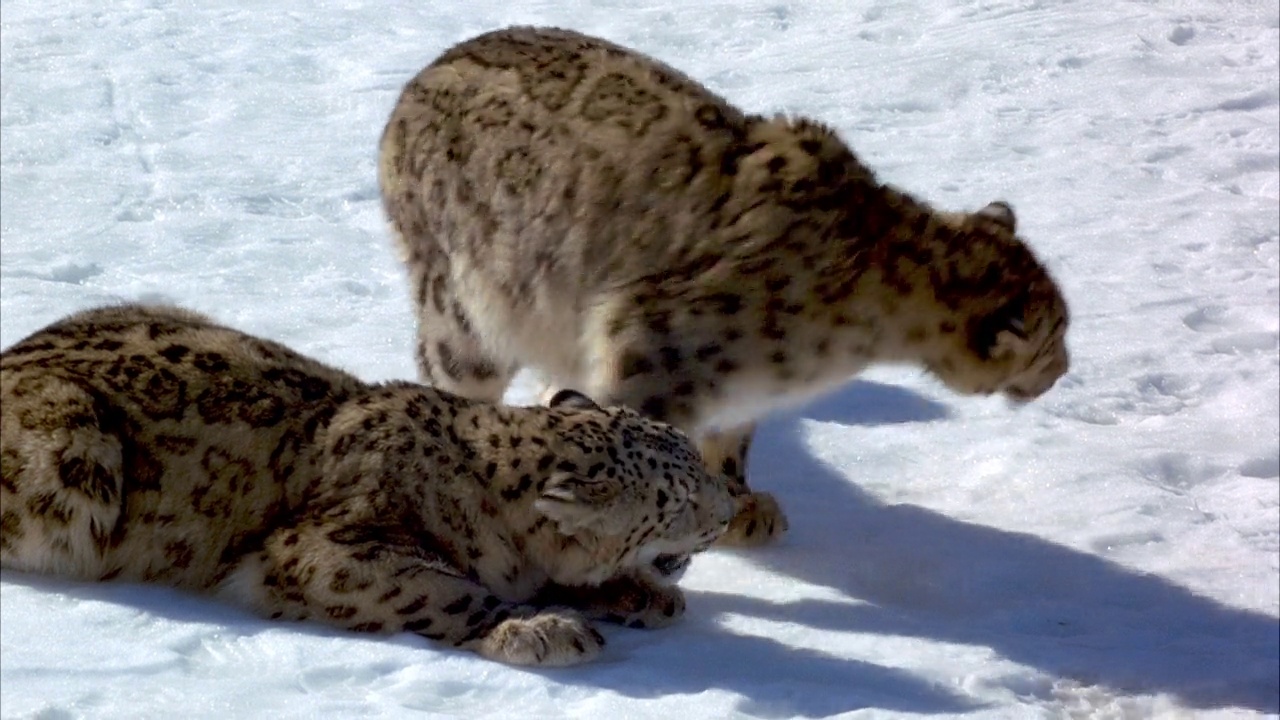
(597, 577), (686, 629)
(716, 491), (787, 547)
(477, 611), (605, 667)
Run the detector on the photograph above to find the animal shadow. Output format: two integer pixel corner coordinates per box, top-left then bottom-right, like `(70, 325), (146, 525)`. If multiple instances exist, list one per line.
(791, 378), (951, 426)
(2, 569), (980, 717)
(710, 380), (1279, 714)
(550, 608), (985, 718)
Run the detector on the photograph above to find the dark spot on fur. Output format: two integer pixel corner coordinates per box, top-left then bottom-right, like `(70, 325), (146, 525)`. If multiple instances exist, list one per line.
(27, 492), (73, 525)
(436, 342), (460, 381)
(196, 377), (285, 428)
(721, 457), (740, 479)
(262, 367), (333, 403)
(619, 351), (655, 381)
(720, 147), (745, 176)
(640, 396), (669, 420)
(646, 311), (672, 334)
(57, 456), (117, 504)
(159, 344), (190, 363)
(656, 489), (669, 508)
(443, 595), (472, 615)
(1, 450), (24, 497)
(501, 473), (533, 501)
(192, 352), (230, 374)
(1, 511), (22, 546)
(694, 343), (722, 361)
(404, 617), (435, 633)
(706, 293), (743, 315)
(326, 605), (359, 621)
(714, 358), (740, 374)
(764, 275), (791, 292)
(658, 346), (682, 372)
(165, 540), (195, 569)
(396, 595), (430, 616)
(155, 434), (198, 454)
(330, 569), (354, 594)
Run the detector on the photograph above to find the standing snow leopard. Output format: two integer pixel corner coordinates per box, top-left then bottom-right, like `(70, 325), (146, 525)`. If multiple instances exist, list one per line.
(378, 26), (1071, 546)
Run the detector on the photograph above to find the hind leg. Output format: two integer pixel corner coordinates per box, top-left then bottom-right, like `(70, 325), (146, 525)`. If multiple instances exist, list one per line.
(382, 130), (512, 400)
(414, 317), (516, 403)
(0, 374), (123, 578)
(401, 245), (517, 403)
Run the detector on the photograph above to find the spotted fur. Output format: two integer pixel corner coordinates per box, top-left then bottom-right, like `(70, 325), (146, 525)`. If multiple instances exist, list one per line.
(0, 304), (733, 667)
(379, 26), (1071, 546)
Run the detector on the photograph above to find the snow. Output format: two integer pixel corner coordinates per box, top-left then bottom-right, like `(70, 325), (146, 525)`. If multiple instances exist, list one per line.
(1, 0), (1277, 717)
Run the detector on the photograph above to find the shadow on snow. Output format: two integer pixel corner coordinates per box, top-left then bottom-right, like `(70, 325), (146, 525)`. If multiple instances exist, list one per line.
(687, 379), (1280, 714)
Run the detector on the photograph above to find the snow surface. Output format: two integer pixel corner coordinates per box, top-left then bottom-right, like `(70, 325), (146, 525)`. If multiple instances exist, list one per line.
(2, 0), (1278, 717)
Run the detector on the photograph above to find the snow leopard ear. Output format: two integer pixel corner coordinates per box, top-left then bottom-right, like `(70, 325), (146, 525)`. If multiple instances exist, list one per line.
(975, 201), (1017, 233)
(535, 472), (626, 535)
(546, 389), (602, 412)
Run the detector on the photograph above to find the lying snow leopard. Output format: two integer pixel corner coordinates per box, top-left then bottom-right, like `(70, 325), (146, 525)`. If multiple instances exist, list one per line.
(379, 26), (1071, 546)
(0, 304), (734, 667)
